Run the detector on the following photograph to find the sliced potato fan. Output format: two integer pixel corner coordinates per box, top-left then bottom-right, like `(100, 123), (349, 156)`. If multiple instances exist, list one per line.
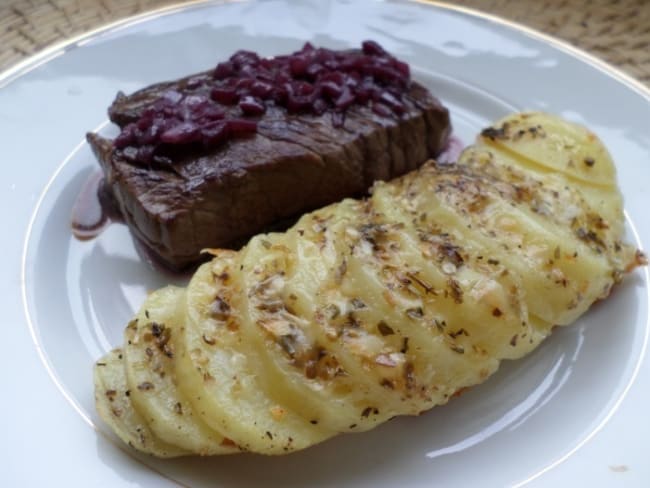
(175, 253), (332, 453)
(94, 112), (645, 457)
(94, 349), (188, 458)
(122, 286), (237, 455)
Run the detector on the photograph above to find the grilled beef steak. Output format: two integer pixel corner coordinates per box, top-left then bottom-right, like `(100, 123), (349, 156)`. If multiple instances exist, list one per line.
(87, 43), (451, 269)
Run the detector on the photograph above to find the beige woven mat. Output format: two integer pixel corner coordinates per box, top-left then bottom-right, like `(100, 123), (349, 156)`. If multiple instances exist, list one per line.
(1, 0), (649, 88)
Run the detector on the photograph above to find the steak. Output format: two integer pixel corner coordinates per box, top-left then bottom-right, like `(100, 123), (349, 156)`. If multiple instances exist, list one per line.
(87, 52), (451, 270)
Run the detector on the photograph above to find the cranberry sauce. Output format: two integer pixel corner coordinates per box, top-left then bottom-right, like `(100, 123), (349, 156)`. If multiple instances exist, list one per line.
(114, 41), (412, 166)
(71, 171), (123, 240)
(436, 135), (465, 165)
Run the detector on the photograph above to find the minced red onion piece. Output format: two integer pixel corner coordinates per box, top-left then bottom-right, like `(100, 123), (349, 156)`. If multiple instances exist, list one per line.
(116, 41), (411, 165)
(239, 96), (266, 115)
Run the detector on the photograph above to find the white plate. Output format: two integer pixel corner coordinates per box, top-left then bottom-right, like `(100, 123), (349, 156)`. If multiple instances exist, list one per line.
(2, 0), (649, 486)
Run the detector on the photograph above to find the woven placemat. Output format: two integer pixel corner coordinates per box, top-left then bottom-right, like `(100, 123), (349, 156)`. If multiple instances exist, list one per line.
(2, 0), (649, 88)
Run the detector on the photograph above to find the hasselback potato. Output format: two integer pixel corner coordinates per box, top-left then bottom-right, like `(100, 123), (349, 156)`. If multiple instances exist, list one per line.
(94, 112), (645, 456)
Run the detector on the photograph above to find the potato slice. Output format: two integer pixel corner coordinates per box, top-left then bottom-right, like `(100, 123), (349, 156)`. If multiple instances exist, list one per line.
(123, 286), (237, 455)
(94, 349), (187, 458)
(236, 220), (400, 433)
(173, 254), (332, 454)
(479, 112), (616, 187)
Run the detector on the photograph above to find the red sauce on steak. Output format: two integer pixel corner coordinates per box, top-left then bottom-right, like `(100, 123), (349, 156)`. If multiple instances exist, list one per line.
(114, 41), (412, 167)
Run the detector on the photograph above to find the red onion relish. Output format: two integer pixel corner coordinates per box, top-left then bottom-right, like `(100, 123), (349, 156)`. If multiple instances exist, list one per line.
(114, 40), (411, 165)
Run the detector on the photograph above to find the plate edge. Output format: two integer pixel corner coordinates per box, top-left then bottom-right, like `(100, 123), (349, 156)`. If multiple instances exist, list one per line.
(11, 1), (650, 486)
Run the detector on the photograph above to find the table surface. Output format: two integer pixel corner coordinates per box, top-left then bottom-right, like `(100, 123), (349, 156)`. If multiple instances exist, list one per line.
(1, 0), (649, 88)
